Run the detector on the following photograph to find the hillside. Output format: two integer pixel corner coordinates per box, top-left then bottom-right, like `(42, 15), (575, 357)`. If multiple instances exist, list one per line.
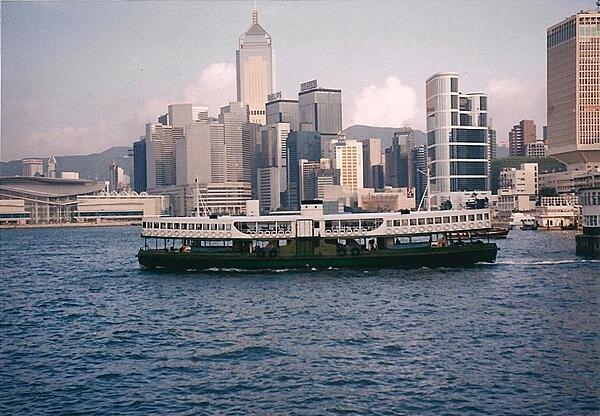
(0, 146), (132, 182)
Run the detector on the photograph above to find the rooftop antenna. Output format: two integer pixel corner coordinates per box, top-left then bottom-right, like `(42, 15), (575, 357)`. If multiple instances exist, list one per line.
(252, 1), (258, 24)
(597, 1), (600, 12)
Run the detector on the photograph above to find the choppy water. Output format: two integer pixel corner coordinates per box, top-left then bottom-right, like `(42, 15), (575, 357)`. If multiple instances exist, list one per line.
(1, 227), (599, 415)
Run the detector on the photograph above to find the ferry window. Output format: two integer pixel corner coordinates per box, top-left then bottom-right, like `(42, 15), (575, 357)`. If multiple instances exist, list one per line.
(174, 223), (180, 230)
(226, 224), (231, 231)
(160, 223), (166, 229)
(460, 215), (467, 222)
(434, 217), (442, 224)
(443, 217), (450, 223)
(196, 224), (202, 230)
(218, 224), (225, 230)
(181, 223), (187, 230)
(142, 222), (146, 228)
(468, 214), (475, 221)
(203, 223), (209, 230)
(426, 218), (434, 225)
(167, 223), (173, 229)
(452, 216), (459, 222)
(393, 220), (401, 226)
(410, 219), (417, 226)
(484, 213), (489, 220)
(418, 218), (425, 225)
(154, 222), (159, 228)
(476, 214), (483, 221)
(210, 224), (217, 230)
(402, 219), (409, 226)
(314, 222), (320, 229)
(387, 220), (393, 227)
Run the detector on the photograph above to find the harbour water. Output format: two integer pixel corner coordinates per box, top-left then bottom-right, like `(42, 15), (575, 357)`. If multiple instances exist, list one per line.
(1, 227), (599, 414)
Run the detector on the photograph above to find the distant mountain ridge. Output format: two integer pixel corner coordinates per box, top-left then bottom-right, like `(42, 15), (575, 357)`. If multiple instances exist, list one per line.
(0, 146), (132, 182)
(342, 124), (427, 148)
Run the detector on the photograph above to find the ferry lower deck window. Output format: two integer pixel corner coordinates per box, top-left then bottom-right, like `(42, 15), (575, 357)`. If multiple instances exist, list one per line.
(410, 219), (417, 226)
(160, 223), (166, 229)
(435, 217), (442, 224)
(154, 222), (159, 228)
(452, 216), (459, 222)
(167, 223), (173, 229)
(196, 224), (202, 230)
(174, 223), (180, 229)
(402, 219), (409, 226)
(484, 213), (489, 220)
(426, 218), (434, 225)
(476, 214), (483, 221)
(443, 217), (450, 223)
(460, 215), (467, 222)
(181, 223), (187, 230)
(469, 215), (475, 221)
(418, 218), (425, 225)
(387, 220), (393, 227)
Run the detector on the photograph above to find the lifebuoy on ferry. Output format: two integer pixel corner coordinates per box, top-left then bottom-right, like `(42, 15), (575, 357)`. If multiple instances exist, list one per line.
(361, 228), (367, 234)
(386, 228), (392, 234)
(427, 225), (433, 232)
(443, 225), (450, 231)
(452, 224), (458, 230)
(410, 227), (417, 233)
(226, 232), (232, 238)
(402, 227), (409, 234)
(325, 230), (332, 235)
(477, 221), (483, 228)
(218, 232), (224, 238)
(469, 223), (475, 228)
(210, 232), (216, 238)
(418, 226), (425, 233)
(394, 227), (400, 234)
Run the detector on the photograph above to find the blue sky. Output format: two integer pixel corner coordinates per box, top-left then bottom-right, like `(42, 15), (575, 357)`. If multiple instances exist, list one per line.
(0, 0), (592, 161)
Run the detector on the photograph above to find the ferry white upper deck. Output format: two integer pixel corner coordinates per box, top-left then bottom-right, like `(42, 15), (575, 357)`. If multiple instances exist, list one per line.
(141, 202), (493, 241)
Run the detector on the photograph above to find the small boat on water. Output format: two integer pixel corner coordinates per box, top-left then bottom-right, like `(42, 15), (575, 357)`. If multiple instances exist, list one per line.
(472, 227), (510, 239)
(520, 218), (538, 231)
(137, 202), (498, 270)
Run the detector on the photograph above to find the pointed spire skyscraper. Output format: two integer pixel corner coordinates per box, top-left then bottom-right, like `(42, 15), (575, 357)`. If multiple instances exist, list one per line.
(236, 8), (274, 125)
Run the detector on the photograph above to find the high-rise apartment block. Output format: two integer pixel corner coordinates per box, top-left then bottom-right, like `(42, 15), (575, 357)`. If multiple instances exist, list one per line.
(547, 10), (600, 169)
(509, 119), (536, 157)
(331, 137), (363, 192)
(426, 72), (489, 208)
(526, 140), (549, 158)
(236, 10), (274, 125)
(298, 80), (342, 143)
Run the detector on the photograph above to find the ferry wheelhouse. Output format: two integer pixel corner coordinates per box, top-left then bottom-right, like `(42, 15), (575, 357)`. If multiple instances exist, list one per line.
(137, 201), (498, 270)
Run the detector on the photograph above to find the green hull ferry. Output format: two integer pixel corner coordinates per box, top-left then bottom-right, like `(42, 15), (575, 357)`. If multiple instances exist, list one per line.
(137, 202), (498, 271)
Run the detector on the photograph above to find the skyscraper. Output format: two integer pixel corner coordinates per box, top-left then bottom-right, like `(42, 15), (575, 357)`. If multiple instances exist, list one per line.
(426, 72), (489, 208)
(219, 102), (251, 182)
(298, 79), (342, 144)
(331, 137), (363, 192)
(175, 107), (211, 186)
(266, 96), (299, 131)
(236, 9), (274, 125)
(361, 138), (382, 189)
(547, 10), (600, 169)
(145, 123), (181, 189)
(509, 119), (536, 157)
(132, 138), (147, 192)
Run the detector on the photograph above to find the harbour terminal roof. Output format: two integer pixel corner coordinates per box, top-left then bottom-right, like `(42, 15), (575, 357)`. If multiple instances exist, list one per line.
(0, 176), (106, 198)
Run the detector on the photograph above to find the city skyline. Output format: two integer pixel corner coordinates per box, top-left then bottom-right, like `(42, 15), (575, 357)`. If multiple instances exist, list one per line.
(1, 0), (593, 161)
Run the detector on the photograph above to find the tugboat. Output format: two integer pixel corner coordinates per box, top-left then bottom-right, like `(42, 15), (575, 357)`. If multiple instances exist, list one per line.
(137, 201), (498, 270)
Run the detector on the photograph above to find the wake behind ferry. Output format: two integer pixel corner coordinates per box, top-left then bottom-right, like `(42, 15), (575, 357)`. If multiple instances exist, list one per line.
(137, 201), (498, 270)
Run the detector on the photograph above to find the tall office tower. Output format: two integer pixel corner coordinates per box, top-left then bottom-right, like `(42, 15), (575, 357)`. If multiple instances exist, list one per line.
(175, 107), (211, 185)
(210, 122), (226, 183)
(22, 159), (43, 177)
(361, 138), (382, 188)
(145, 123), (181, 189)
(243, 122), (262, 198)
(109, 161), (130, 192)
(412, 145), (428, 209)
(133, 138), (147, 192)
(426, 72), (489, 208)
(168, 104), (208, 128)
(331, 137), (363, 191)
(509, 120), (536, 157)
(298, 79), (342, 144)
(236, 9), (274, 125)
(488, 122), (497, 161)
(218, 102), (251, 182)
(256, 122), (290, 210)
(383, 128), (414, 188)
(266, 96), (299, 130)
(547, 10), (600, 169)
(257, 166), (280, 213)
(285, 131), (322, 209)
(299, 160), (322, 201)
(46, 156), (57, 178)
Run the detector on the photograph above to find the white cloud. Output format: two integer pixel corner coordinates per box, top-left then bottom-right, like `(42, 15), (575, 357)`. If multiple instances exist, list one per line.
(183, 62), (237, 116)
(351, 76), (421, 128)
(484, 77), (546, 144)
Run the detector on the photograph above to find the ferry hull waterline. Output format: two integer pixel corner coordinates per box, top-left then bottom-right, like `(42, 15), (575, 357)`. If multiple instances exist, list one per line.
(137, 202), (498, 271)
